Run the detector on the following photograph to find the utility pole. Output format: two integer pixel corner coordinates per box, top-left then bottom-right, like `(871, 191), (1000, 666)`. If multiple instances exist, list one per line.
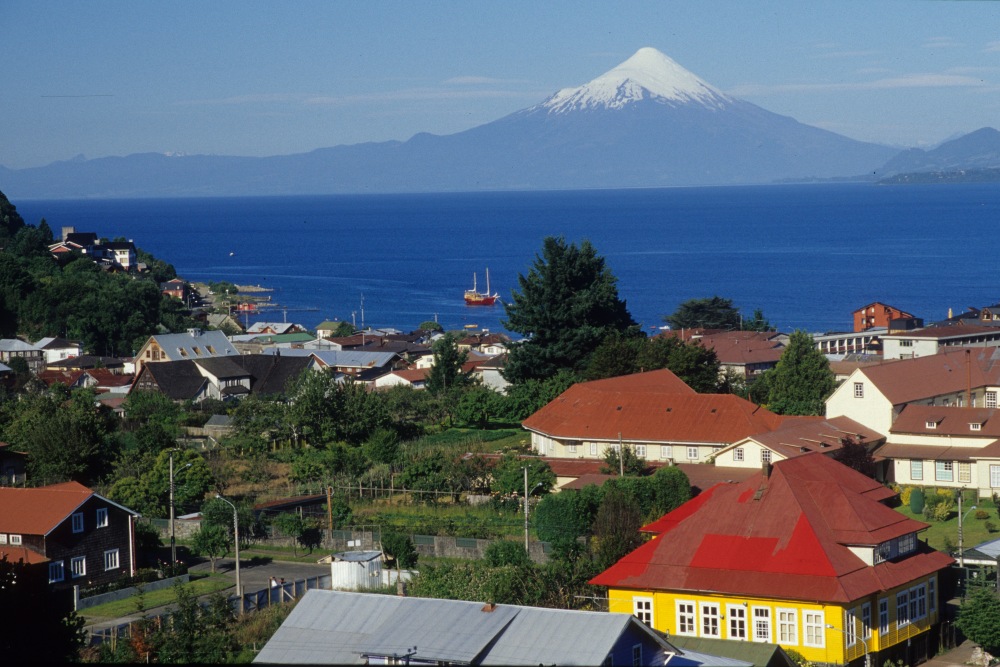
(216, 494), (242, 613)
(523, 466), (529, 551)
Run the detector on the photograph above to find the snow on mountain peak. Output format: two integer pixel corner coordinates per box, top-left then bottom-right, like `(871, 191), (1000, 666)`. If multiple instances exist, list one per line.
(538, 47), (730, 114)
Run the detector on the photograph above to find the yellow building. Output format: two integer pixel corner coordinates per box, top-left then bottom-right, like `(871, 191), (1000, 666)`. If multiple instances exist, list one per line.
(591, 453), (953, 666)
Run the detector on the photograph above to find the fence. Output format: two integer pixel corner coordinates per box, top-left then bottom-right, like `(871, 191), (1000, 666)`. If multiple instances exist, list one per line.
(86, 572), (332, 648)
(76, 574), (190, 611)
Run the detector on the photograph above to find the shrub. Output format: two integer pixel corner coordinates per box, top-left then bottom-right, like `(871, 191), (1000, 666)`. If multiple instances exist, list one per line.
(976, 509), (991, 521)
(899, 486), (912, 506)
(929, 498), (954, 522)
(909, 488), (925, 514)
(987, 522), (998, 534)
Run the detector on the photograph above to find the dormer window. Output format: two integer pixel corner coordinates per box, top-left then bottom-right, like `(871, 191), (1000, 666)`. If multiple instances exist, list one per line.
(926, 420), (939, 429)
(971, 423), (983, 431)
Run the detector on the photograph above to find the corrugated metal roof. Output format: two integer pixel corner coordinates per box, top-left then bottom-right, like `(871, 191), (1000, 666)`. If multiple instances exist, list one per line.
(254, 590), (683, 665)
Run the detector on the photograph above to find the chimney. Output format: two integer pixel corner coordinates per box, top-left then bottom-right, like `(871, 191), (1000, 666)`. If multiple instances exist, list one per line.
(481, 603), (497, 613)
(762, 461), (772, 479)
(61, 226), (74, 242)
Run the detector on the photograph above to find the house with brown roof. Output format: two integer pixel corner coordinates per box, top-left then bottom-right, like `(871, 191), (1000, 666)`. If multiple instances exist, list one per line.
(878, 404), (1000, 496)
(696, 331), (786, 381)
(714, 416), (885, 472)
(0, 481), (139, 590)
(826, 347), (1000, 437)
(591, 453), (953, 667)
(522, 369), (787, 464)
(881, 322), (1000, 360)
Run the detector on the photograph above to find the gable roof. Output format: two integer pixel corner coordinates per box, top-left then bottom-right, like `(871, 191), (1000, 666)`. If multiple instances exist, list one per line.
(697, 331), (784, 366)
(522, 370), (784, 445)
(732, 416), (885, 460)
(890, 404), (1000, 437)
(591, 453), (952, 604)
(255, 589), (683, 666)
(0, 482), (137, 536)
(856, 347), (1000, 405)
(144, 330), (239, 361)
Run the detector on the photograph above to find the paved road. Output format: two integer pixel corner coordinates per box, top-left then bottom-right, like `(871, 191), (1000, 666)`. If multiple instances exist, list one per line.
(84, 554), (329, 639)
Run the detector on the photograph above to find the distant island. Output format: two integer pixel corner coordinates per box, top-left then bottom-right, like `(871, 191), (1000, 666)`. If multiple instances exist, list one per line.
(878, 167), (1000, 185)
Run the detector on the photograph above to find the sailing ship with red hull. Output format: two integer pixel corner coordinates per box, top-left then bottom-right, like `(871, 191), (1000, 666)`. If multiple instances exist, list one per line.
(464, 268), (498, 306)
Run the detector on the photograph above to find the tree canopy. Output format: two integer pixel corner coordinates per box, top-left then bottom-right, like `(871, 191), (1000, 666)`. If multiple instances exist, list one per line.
(585, 333), (721, 392)
(762, 330), (835, 415)
(664, 296), (741, 330)
(502, 237), (638, 383)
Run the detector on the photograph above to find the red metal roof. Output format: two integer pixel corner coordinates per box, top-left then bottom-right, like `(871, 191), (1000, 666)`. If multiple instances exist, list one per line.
(591, 453), (952, 603)
(522, 369), (784, 445)
(0, 482), (94, 535)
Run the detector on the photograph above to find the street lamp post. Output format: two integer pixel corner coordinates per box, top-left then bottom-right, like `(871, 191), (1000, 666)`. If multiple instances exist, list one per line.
(826, 623), (870, 667)
(521, 466), (543, 552)
(215, 494), (241, 612)
(958, 490), (977, 568)
(169, 451), (192, 566)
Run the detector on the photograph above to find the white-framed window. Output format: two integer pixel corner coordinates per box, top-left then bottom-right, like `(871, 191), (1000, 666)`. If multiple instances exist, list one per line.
(898, 533), (916, 555)
(676, 601), (697, 636)
(734, 448), (745, 462)
(9, 534), (21, 545)
(728, 604), (747, 640)
(635, 445), (646, 458)
(992, 465), (1000, 488)
(0, 534), (6, 545)
(72, 512), (84, 533)
(701, 603), (721, 638)
(854, 382), (864, 398)
(753, 607), (772, 643)
(71, 556), (86, 578)
(48, 561), (65, 583)
(589, 443), (598, 456)
(104, 549), (120, 571)
(96, 507), (108, 528)
(879, 598), (889, 635)
(910, 459), (923, 481)
(777, 608), (797, 645)
(970, 423), (983, 432)
(862, 602), (872, 640)
(633, 597), (653, 626)
(686, 447), (699, 461)
(803, 611), (824, 648)
(926, 420), (938, 429)
(988, 391), (998, 409)
(911, 584), (926, 620)
(959, 462), (972, 484)
(845, 608), (857, 647)
(568, 444), (577, 453)
(761, 449), (772, 464)
(935, 460), (954, 482)
(896, 590), (910, 627)
(660, 445), (672, 459)
(929, 577), (937, 613)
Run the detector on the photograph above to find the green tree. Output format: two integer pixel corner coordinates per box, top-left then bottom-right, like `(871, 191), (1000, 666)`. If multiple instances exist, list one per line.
(426, 332), (469, 395)
(483, 540), (532, 568)
(490, 453), (555, 496)
(591, 486), (643, 570)
(743, 307), (775, 332)
(380, 531), (418, 569)
(664, 296), (741, 330)
(585, 333), (721, 392)
(763, 330), (835, 415)
(503, 237), (638, 383)
(362, 428), (402, 465)
(191, 524), (231, 574)
(495, 371), (577, 421)
(957, 588), (1000, 654)
(533, 487), (601, 547)
(272, 512), (309, 557)
(831, 435), (876, 478)
(418, 320), (444, 333)
(601, 444), (647, 476)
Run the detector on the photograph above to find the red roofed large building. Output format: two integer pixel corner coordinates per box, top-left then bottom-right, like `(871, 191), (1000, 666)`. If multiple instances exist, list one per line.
(522, 369), (786, 464)
(591, 453), (953, 667)
(0, 482), (139, 590)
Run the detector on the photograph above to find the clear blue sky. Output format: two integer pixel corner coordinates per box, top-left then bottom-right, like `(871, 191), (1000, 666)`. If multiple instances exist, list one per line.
(3, 1), (999, 169)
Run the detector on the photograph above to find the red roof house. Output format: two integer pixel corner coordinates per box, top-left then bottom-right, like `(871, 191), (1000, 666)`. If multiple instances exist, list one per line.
(591, 453), (952, 666)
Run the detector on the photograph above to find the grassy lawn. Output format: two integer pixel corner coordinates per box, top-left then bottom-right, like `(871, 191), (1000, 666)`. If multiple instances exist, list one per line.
(80, 574), (233, 621)
(895, 492), (1000, 552)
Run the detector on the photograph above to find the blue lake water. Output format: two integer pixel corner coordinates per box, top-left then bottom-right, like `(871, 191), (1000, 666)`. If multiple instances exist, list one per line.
(14, 183), (1000, 335)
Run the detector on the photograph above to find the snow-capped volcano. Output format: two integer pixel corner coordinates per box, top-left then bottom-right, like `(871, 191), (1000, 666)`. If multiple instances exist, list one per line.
(538, 47), (730, 113)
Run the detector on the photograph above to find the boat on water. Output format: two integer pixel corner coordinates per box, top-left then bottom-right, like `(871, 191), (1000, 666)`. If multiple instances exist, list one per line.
(464, 268), (498, 306)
